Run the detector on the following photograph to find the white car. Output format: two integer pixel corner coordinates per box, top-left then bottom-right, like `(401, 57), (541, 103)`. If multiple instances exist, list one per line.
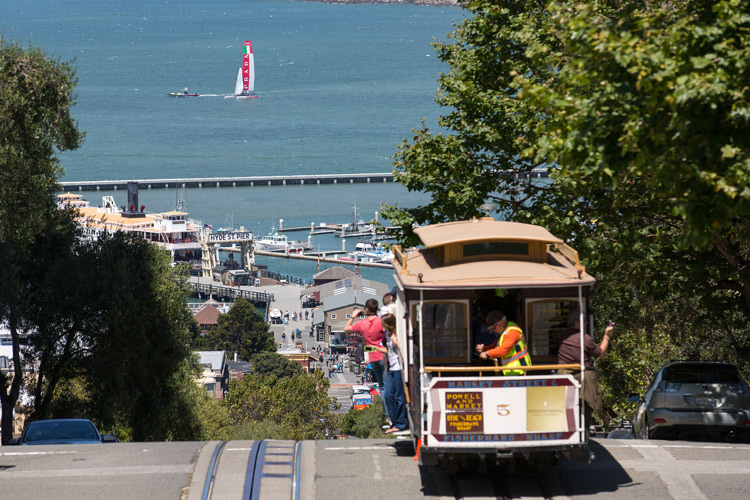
(350, 385), (371, 402)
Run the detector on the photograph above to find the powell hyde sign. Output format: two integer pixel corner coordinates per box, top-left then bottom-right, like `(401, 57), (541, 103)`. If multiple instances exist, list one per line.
(208, 232), (253, 242)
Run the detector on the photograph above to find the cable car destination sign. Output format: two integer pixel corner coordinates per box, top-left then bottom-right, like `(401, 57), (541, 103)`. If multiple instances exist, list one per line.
(208, 231), (253, 243)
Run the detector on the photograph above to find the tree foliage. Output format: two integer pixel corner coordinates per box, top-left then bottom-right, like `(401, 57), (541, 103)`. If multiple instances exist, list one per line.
(251, 352), (304, 379)
(0, 36), (84, 443)
(15, 230), (208, 441)
(205, 299), (275, 361)
(80, 233), (203, 441)
(385, 0), (750, 421)
(340, 396), (387, 439)
(223, 371), (340, 440)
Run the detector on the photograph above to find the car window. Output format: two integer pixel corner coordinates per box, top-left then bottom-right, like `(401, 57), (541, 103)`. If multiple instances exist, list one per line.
(662, 364), (742, 384)
(25, 421), (98, 441)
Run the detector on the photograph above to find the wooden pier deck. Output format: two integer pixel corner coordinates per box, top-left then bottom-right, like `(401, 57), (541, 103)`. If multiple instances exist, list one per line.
(253, 250), (392, 268)
(189, 281), (272, 303)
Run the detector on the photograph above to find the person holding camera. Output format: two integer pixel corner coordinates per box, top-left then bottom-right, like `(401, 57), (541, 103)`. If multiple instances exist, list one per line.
(345, 299), (389, 418)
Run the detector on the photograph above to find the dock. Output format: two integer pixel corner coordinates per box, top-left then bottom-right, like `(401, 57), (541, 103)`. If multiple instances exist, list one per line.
(253, 250), (392, 269)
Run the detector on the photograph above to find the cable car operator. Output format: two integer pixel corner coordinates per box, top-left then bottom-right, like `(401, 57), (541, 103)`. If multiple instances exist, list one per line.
(475, 311), (531, 375)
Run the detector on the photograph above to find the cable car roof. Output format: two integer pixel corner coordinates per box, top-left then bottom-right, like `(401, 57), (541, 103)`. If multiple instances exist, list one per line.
(393, 219), (595, 289)
(413, 219), (563, 248)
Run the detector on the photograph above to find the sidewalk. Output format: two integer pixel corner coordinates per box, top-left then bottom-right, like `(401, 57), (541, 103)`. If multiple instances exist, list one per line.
(261, 282), (321, 350)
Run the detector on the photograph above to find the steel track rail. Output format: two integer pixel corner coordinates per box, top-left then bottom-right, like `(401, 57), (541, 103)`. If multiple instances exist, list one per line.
(201, 441), (228, 500)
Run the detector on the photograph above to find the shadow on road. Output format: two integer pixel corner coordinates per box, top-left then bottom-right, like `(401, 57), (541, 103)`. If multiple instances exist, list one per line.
(552, 440), (636, 496)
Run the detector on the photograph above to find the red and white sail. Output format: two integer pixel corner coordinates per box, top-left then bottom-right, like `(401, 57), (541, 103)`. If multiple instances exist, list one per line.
(229, 40), (257, 98)
(242, 41), (254, 93)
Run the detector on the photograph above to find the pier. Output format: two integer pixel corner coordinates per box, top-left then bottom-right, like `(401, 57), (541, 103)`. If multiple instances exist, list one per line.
(60, 173), (394, 191)
(190, 281), (272, 303)
(58, 168), (550, 191)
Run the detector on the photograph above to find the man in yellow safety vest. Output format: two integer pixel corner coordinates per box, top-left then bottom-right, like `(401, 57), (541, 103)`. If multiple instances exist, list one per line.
(475, 311), (531, 375)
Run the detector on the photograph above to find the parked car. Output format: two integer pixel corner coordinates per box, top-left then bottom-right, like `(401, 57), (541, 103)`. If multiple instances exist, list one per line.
(8, 418), (118, 445)
(630, 361), (750, 441)
(350, 384), (371, 402)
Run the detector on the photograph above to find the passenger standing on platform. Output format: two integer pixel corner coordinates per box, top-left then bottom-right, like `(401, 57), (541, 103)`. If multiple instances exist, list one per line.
(381, 314), (408, 433)
(556, 309), (613, 428)
(345, 299), (389, 418)
(379, 293), (396, 316)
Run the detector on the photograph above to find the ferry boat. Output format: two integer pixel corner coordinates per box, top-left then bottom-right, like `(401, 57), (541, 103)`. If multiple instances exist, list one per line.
(254, 227), (311, 253)
(57, 187), (204, 264)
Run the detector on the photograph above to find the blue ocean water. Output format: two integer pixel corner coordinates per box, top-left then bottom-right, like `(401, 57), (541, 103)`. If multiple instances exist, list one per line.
(5, 0), (462, 286)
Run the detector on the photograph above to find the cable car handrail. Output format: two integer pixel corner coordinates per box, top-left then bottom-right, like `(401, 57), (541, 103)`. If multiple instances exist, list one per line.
(423, 363), (584, 374)
(552, 242), (586, 273)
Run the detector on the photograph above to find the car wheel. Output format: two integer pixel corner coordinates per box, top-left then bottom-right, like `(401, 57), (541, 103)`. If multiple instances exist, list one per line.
(638, 419), (650, 440)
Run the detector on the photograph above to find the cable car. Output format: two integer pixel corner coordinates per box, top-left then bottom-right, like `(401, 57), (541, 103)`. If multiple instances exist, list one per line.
(391, 217), (596, 468)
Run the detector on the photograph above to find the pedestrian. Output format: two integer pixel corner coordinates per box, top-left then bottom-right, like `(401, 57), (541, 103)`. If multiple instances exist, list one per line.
(556, 309), (614, 430)
(345, 299), (389, 419)
(305, 310), (309, 320)
(292, 312), (297, 322)
(379, 292), (396, 316)
(381, 313), (408, 434)
(475, 311), (531, 376)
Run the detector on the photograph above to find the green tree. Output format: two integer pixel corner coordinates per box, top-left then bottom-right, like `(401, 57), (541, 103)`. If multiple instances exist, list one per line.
(224, 371), (340, 440)
(381, 0), (563, 246)
(340, 396), (387, 439)
(251, 352), (303, 378)
(385, 0), (750, 420)
(81, 233), (204, 441)
(514, 0), (750, 414)
(205, 299), (275, 361)
(0, 36), (84, 443)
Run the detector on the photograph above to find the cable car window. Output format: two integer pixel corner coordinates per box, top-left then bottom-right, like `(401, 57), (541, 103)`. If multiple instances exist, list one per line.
(463, 242), (529, 257)
(411, 300), (469, 364)
(526, 299), (581, 359)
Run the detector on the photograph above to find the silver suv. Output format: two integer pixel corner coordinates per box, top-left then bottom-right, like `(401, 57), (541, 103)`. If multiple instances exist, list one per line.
(631, 361), (750, 441)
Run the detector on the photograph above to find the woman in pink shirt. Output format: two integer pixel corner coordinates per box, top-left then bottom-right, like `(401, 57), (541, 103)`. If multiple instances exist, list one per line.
(345, 298), (388, 418)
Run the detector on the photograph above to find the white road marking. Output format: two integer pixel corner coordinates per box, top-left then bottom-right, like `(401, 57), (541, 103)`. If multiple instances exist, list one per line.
(324, 446), (392, 451)
(0, 450), (79, 456)
(373, 453), (382, 480)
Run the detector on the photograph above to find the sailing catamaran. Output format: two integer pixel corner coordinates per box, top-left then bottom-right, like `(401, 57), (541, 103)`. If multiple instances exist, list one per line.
(225, 40), (258, 99)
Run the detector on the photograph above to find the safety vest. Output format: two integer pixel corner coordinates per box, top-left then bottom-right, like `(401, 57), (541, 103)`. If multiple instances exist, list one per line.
(495, 322), (531, 376)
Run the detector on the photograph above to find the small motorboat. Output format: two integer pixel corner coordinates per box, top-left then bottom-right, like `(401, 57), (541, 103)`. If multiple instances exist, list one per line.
(167, 88), (199, 97)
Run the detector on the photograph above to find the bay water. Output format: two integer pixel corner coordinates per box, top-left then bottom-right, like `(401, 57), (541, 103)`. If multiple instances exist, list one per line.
(4, 0), (463, 286)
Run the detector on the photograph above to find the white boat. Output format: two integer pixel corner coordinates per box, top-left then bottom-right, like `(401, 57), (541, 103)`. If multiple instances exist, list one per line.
(254, 227), (310, 252)
(225, 40), (258, 99)
(336, 205), (374, 237)
(57, 188), (204, 265)
(345, 241), (394, 263)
